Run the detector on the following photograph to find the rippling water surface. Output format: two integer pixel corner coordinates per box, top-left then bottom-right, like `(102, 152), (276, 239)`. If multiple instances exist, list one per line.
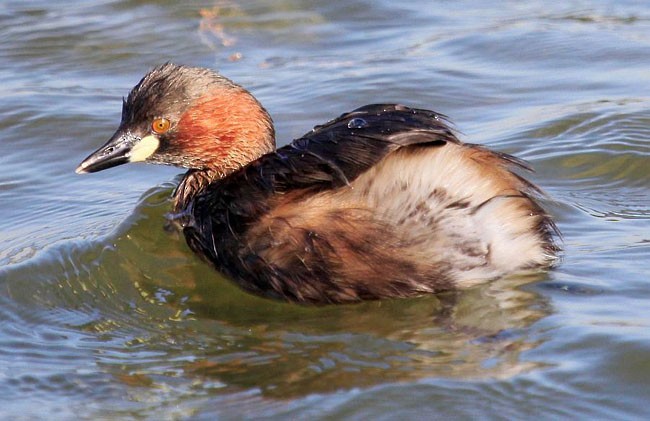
(1, 1), (649, 419)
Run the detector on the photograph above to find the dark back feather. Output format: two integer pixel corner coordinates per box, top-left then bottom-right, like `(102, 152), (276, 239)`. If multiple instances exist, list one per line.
(272, 104), (457, 190)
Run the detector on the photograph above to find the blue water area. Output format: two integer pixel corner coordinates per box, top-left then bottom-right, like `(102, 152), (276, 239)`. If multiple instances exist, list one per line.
(1, 1), (649, 419)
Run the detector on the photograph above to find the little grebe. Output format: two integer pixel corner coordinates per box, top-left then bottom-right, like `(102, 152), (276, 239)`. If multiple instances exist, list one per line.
(77, 63), (558, 304)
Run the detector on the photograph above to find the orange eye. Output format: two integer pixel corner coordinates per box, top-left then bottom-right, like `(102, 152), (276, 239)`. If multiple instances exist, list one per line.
(151, 117), (171, 134)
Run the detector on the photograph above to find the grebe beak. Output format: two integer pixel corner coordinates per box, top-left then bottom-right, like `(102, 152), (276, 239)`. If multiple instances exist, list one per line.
(75, 130), (159, 174)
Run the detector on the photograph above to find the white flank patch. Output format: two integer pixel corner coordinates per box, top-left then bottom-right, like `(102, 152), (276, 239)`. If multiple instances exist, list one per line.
(346, 144), (548, 282)
(129, 134), (160, 162)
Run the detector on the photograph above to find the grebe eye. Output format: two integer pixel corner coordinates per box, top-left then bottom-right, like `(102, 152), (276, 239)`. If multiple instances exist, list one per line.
(151, 117), (171, 134)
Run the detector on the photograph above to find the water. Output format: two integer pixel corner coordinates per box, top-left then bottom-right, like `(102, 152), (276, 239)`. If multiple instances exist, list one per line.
(1, 1), (649, 419)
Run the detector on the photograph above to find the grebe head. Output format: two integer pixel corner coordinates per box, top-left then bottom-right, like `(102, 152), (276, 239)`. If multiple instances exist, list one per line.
(76, 63), (275, 176)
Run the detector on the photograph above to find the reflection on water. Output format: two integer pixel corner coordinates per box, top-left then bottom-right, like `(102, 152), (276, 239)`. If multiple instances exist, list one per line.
(163, 275), (551, 398)
(2, 187), (552, 405)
